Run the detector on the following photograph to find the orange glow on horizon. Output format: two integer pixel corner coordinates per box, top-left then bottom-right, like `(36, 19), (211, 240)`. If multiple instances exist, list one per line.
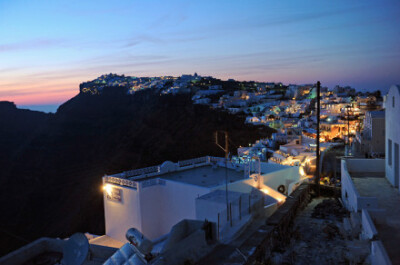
(1, 89), (77, 105)
(0, 79), (79, 105)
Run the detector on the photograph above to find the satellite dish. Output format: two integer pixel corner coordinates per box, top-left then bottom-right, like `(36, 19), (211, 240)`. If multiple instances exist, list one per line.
(61, 233), (89, 265)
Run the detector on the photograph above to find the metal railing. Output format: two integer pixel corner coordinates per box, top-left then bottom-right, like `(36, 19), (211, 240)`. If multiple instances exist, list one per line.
(124, 166), (160, 178)
(105, 176), (138, 189)
(106, 156), (250, 188)
(209, 156), (226, 163)
(178, 156), (208, 167)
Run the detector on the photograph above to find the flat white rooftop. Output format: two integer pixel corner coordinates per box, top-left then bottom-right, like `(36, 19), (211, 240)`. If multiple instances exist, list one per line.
(157, 166), (245, 188)
(104, 156), (293, 189)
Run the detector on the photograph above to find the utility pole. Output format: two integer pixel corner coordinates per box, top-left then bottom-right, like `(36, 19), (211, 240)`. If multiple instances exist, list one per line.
(347, 106), (350, 154)
(316, 81), (321, 196)
(215, 131), (229, 220)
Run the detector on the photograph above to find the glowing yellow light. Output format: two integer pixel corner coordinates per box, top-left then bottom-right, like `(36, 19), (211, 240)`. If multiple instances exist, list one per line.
(261, 188), (269, 194)
(103, 184), (113, 196)
(299, 166), (305, 176)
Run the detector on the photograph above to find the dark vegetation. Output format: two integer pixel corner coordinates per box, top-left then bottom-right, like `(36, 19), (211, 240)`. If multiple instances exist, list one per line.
(0, 89), (275, 255)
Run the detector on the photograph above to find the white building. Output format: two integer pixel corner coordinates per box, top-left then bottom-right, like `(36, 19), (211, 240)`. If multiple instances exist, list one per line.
(358, 110), (385, 157)
(102, 156), (301, 243)
(340, 84), (400, 265)
(385, 85), (400, 189)
(245, 116), (261, 124)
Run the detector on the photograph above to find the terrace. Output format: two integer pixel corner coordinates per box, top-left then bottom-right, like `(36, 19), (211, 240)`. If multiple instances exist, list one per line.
(104, 156), (246, 189)
(341, 158), (400, 264)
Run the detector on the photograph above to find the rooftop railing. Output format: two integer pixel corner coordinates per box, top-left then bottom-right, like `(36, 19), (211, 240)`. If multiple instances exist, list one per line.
(124, 166), (160, 178)
(104, 156), (246, 188)
(105, 176), (138, 189)
(178, 156), (209, 167)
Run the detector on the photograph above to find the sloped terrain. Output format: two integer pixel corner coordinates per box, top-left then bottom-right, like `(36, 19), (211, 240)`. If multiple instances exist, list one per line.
(0, 90), (274, 255)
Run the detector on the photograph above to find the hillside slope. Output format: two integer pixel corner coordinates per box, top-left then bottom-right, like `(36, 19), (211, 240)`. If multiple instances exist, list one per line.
(0, 90), (275, 255)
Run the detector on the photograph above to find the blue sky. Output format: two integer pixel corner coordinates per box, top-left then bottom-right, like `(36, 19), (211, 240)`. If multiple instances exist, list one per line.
(0, 0), (399, 106)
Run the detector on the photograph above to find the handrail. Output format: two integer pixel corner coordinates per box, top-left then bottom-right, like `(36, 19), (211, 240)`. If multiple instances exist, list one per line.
(178, 156), (208, 167)
(105, 176), (138, 189)
(124, 166), (160, 177)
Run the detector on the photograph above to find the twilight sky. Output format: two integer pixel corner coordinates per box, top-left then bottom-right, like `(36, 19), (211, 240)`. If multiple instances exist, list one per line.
(1, 0), (400, 106)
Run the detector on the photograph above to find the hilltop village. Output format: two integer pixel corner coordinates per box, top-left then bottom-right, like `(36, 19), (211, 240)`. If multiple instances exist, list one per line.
(3, 74), (398, 265)
(81, 73), (384, 177)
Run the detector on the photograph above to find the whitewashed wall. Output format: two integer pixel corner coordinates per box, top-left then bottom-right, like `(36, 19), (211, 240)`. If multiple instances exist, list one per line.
(341, 159), (379, 212)
(140, 179), (210, 240)
(346, 159), (385, 173)
(138, 183), (164, 239)
(385, 85), (400, 190)
(261, 166), (300, 192)
(341, 159), (360, 212)
(361, 209), (378, 240)
(103, 182), (141, 242)
(371, 241), (392, 265)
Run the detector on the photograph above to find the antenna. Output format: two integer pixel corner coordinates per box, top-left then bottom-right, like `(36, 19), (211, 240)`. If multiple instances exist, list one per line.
(215, 131), (229, 221)
(61, 233), (89, 265)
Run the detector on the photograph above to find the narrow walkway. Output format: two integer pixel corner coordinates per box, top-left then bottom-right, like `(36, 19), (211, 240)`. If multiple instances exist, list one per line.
(352, 173), (400, 263)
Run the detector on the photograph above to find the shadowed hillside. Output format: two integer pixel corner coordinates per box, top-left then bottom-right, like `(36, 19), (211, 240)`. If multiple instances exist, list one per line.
(0, 90), (275, 255)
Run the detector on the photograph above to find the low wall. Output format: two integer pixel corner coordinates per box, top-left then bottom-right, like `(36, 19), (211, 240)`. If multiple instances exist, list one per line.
(199, 184), (311, 264)
(371, 241), (392, 265)
(341, 160), (360, 211)
(259, 184), (286, 202)
(341, 159), (379, 212)
(196, 190), (265, 241)
(236, 184), (310, 264)
(361, 209), (378, 240)
(346, 158), (385, 173)
(261, 166), (300, 192)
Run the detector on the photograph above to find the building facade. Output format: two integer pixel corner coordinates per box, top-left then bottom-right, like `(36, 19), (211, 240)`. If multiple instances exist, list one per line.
(102, 156), (300, 242)
(360, 110), (385, 157)
(385, 85), (400, 189)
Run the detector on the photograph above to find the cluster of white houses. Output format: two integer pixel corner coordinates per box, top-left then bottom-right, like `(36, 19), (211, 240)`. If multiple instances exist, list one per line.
(239, 85), (384, 173)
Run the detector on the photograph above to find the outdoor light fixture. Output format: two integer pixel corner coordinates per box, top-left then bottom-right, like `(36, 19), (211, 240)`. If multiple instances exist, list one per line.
(103, 184), (113, 196)
(299, 166), (306, 177)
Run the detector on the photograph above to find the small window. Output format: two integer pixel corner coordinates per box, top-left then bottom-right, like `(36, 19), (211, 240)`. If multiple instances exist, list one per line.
(393, 96), (395, 108)
(389, 139), (393, 166)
